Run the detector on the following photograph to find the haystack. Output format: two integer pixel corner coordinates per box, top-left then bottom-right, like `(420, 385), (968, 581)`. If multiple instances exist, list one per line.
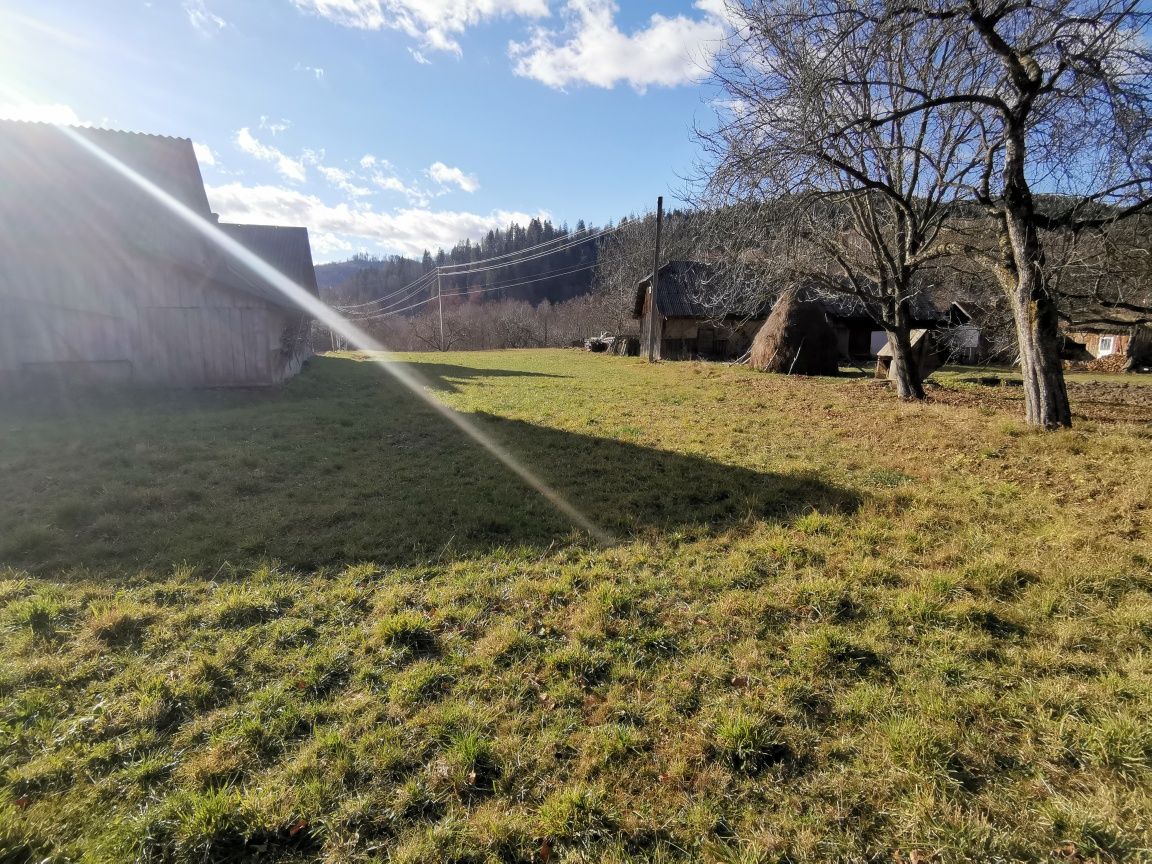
(750, 290), (840, 375)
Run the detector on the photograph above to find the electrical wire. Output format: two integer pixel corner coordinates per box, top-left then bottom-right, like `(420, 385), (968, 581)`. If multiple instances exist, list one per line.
(334, 268), (436, 310)
(350, 247), (651, 322)
(436, 226), (618, 277)
(437, 224), (614, 272)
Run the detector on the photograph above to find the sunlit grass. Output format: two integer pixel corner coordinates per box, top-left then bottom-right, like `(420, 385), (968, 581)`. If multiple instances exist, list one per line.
(0, 350), (1150, 862)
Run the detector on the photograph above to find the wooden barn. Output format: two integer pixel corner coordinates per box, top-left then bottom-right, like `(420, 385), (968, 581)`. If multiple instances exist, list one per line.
(635, 262), (765, 361)
(0, 121), (318, 388)
(634, 262), (956, 362)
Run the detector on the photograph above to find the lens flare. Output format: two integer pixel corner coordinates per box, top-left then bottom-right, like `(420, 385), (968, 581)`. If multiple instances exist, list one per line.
(57, 125), (613, 546)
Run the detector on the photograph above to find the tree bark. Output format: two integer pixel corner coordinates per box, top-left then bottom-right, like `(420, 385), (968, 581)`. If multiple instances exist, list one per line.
(886, 327), (925, 400)
(998, 127), (1074, 429)
(1008, 284), (1072, 428)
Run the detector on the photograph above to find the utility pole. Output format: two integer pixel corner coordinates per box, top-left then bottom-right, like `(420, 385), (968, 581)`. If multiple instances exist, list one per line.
(647, 195), (664, 362)
(436, 267), (445, 352)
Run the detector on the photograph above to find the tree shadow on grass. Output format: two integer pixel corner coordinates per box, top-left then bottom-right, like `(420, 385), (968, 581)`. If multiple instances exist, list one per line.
(0, 356), (862, 574)
(387, 360), (572, 393)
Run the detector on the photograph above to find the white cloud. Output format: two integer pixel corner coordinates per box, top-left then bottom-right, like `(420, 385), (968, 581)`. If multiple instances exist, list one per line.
(318, 164), (372, 197)
(509, 0), (726, 91)
(428, 161), (479, 193)
(184, 0), (227, 33)
(205, 180), (542, 259)
(294, 62), (326, 79)
(259, 115), (292, 135)
(235, 127), (307, 182)
(192, 141), (216, 166)
(291, 0), (549, 56)
(359, 154), (378, 168)
(371, 171), (431, 205)
(0, 102), (84, 125)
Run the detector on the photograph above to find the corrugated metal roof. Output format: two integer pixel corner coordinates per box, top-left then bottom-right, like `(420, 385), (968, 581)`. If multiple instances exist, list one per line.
(219, 224), (320, 306)
(0, 121), (215, 268)
(0, 121), (316, 313)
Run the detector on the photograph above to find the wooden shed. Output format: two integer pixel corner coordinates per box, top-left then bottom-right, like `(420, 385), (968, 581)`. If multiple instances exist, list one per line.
(0, 121), (318, 388)
(634, 262), (765, 361)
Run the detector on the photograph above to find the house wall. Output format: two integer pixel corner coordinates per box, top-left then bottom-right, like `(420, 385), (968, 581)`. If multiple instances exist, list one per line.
(0, 248), (307, 388)
(1068, 331), (1132, 360)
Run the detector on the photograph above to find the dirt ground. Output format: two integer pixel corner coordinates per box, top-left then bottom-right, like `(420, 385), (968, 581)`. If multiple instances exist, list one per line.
(928, 374), (1152, 423)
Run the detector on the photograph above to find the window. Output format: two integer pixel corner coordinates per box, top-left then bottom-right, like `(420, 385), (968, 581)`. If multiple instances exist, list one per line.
(1098, 336), (1115, 357)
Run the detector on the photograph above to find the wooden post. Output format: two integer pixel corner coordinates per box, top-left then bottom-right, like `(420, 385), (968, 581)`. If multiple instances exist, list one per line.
(647, 196), (663, 362)
(436, 268), (445, 352)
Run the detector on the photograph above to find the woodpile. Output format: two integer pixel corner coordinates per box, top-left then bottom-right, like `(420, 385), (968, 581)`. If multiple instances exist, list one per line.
(1064, 353), (1130, 374)
(750, 290), (840, 375)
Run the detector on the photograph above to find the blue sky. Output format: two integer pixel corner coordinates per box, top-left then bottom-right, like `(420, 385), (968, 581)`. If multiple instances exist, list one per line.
(0, 0), (728, 261)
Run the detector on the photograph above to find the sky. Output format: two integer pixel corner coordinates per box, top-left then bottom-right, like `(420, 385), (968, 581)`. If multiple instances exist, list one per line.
(0, 0), (730, 261)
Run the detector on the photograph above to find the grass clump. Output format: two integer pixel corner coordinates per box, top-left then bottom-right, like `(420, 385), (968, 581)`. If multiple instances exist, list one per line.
(711, 711), (791, 775)
(375, 611), (438, 655)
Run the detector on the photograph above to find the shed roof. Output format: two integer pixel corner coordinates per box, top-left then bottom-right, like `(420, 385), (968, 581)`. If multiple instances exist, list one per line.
(633, 261), (947, 325)
(634, 261), (768, 319)
(0, 121), (214, 264)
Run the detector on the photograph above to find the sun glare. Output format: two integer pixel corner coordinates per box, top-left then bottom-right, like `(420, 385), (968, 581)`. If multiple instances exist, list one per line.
(56, 124), (613, 547)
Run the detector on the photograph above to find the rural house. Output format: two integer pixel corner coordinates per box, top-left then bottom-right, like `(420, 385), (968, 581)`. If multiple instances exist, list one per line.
(0, 121), (318, 388)
(1064, 309), (1152, 370)
(635, 262), (962, 362)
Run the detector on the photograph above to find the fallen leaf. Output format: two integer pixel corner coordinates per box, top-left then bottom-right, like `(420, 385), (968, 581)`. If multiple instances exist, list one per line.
(288, 818), (308, 837)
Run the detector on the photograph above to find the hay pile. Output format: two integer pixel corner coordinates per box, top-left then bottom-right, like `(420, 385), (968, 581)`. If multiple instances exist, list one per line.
(750, 290), (841, 375)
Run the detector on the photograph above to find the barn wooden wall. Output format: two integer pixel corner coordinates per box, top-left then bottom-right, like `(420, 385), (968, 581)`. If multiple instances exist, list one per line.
(0, 247), (304, 387)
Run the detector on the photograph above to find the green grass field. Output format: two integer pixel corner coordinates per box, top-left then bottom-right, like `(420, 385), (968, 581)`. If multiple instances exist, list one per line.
(1, 351), (1150, 863)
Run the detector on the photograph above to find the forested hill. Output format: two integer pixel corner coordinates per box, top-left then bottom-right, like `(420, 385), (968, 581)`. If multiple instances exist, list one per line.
(316, 218), (605, 308)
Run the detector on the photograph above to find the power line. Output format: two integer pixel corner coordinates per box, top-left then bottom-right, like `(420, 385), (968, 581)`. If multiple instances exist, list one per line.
(437, 225), (619, 277)
(335, 268), (436, 310)
(343, 276), (437, 317)
(335, 229), (608, 312)
(437, 224), (613, 272)
(349, 247), (650, 322)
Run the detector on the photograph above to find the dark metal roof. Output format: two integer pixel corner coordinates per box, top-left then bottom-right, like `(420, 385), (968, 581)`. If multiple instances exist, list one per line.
(633, 260), (947, 325)
(219, 224), (320, 303)
(634, 261), (765, 318)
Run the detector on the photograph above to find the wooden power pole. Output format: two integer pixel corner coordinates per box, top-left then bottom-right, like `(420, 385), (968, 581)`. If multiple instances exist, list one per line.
(647, 195), (664, 362)
(436, 267), (445, 352)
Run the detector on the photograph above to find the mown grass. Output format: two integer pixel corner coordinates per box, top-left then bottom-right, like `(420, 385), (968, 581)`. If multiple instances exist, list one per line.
(1, 350), (1150, 863)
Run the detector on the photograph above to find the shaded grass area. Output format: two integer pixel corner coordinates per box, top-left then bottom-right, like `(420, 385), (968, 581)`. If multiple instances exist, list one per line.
(1, 350), (1151, 863)
(0, 357), (856, 573)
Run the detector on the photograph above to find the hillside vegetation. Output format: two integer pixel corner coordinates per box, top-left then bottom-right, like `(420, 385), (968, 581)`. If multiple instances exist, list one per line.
(1, 352), (1150, 863)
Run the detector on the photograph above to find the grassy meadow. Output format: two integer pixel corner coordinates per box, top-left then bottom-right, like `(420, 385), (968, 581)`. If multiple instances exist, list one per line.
(1, 350), (1150, 863)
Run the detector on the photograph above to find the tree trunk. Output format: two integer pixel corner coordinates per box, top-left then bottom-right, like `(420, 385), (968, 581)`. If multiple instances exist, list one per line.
(886, 327), (925, 400)
(996, 122), (1073, 429)
(1009, 287), (1072, 428)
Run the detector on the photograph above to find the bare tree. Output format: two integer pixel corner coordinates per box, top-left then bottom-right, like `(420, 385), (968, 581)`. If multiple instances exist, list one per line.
(592, 211), (698, 332)
(876, 0), (1152, 426)
(700, 0), (988, 398)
